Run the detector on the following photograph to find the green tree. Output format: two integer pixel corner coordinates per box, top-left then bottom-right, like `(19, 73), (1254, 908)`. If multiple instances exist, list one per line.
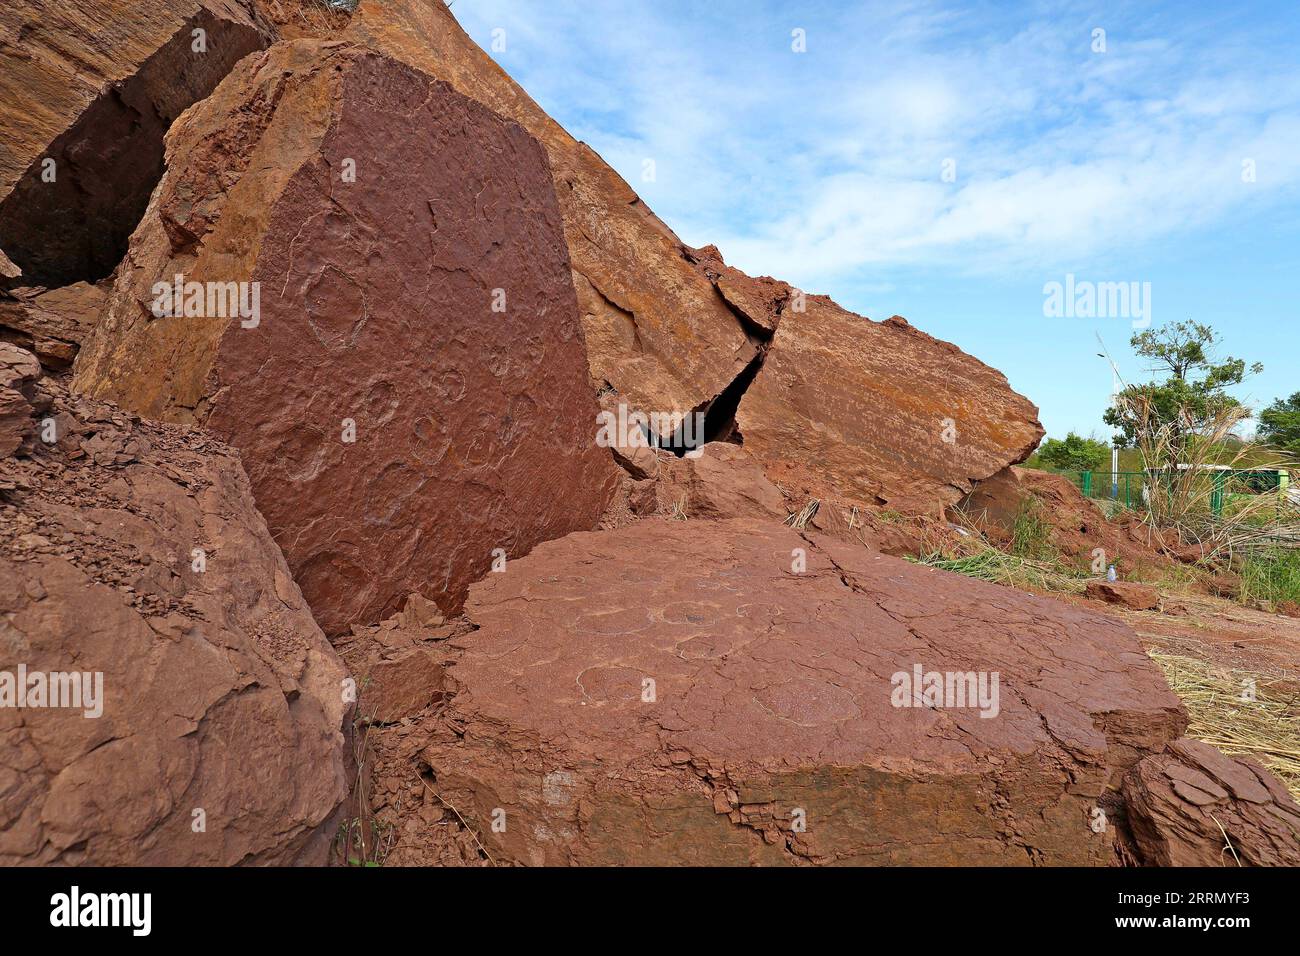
(1103, 321), (1262, 447)
(1033, 432), (1110, 471)
(1258, 392), (1300, 457)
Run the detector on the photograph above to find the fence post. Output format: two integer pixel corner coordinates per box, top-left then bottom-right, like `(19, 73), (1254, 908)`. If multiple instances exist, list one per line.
(1081, 471), (1092, 498)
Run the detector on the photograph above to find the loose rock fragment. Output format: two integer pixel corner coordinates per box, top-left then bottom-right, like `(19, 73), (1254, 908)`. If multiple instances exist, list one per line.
(1085, 580), (1161, 612)
(0, 282), (106, 367)
(1123, 738), (1300, 866)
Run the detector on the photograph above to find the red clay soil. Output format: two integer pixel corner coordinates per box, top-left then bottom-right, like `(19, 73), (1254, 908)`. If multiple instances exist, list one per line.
(1079, 591), (1300, 689)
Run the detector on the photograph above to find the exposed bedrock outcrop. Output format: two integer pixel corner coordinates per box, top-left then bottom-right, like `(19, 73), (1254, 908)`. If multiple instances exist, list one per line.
(0, 352), (349, 865)
(0, 0), (271, 287)
(73, 40), (619, 634)
(318, 3), (1043, 511)
(414, 518), (1190, 866)
(337, 0), (760, 419)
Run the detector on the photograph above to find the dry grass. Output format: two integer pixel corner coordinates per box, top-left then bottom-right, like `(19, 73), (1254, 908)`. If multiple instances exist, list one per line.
(1149, 651), (1300, 801)
(912, 505), (1089, 594)
(783, 498), (820, 530)
(332, 690), (394, 867)
(911, 545), (1089, 595)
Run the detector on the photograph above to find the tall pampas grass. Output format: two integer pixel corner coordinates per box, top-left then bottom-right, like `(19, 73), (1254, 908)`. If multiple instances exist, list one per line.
(1111, 389), (1300, 562)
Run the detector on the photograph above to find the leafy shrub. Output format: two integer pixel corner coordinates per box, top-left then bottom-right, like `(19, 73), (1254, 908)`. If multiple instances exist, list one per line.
(1031, 432), (1110, 472)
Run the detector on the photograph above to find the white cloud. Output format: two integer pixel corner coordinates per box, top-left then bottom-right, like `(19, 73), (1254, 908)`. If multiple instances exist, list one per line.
(453, 1), (1300, 293)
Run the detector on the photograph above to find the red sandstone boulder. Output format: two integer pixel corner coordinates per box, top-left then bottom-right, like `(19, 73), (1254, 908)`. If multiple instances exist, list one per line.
(1086, 580), (1161, 611)
(413, 519), (1187, 865)
(737, 306), (1044, 513)
(1123, 738), (1300, 866)
(74, 40), (619, 633)
(284, 3), (1046, 504)
(0, 0), (270, 287)
(0, 365), (349, 865)
(337, 0), (760, 420)
(655, 441), (787, 521)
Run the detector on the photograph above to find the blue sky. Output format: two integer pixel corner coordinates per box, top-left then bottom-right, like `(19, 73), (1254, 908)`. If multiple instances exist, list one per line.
(451, 0), (1300, 442)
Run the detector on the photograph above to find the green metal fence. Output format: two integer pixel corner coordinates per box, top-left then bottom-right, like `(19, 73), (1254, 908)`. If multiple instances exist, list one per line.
(1066, 468), (1289, 517)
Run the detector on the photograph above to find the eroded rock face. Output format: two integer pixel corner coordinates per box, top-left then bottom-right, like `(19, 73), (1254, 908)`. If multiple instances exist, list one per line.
(415, 519), (1187, 865)
(0, 282), (106, 368)
(1123, 739), (1300, 866)
(0, 0), (270, 285)
(655, 441), (787, 521)
(0, 361), (349, 865)
(335, 0), (760, 419)
(737, 306), (1045, 512)
(74, 41), (618, 634)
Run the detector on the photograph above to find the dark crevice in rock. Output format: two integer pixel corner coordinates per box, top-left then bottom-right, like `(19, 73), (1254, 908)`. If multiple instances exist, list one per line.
(657, 248), (788, 452)
(0, 8), (267, 289)
(701, 347), (765, 445)
(717, 288), (777, 345)
(654, 347), (767, 456)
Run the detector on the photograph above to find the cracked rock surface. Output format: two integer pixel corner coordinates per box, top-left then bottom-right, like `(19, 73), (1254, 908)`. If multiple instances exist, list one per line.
(736, 302), (1046, 511)
(334, 0), (760, 418)
(1123, 738), (1300, 866)
(414, 518), (1188, 865)
(73, 40), (619, 634)
(0, 357), (349, 865)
